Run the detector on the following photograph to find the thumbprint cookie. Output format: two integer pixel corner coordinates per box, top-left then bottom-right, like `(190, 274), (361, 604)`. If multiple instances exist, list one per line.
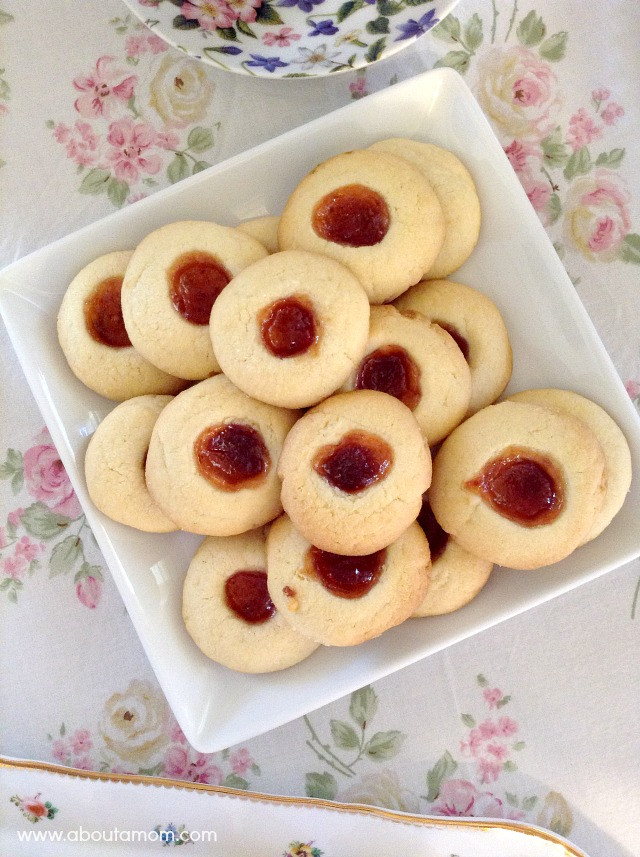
(145, 375), (299, 536)
(395, 278), (512, 416)
(267, 515), (430, 646)
(84, 395), (177, 533)
(183, 528), (318, 672)
(369, 138), (481, 278)
(412, 495), (492, 617)
(429, 400), (607, 570)
(210, 250), (370, 409)
(237, 215), (280, 254)
(278, 390), (431, 555)
(277, 149), (445, 303)
(57, 251), (187, 401)
(120, 221), (268, 380)
(341, 305), (471, 446)
(507, 388), (631, 543)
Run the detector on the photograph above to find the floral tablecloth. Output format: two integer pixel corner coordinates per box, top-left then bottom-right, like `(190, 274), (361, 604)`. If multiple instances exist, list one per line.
(1, 1), (639, 855)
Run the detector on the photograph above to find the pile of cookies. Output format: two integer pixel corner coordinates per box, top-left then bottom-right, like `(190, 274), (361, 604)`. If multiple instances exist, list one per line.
(57, 137), (631, 675)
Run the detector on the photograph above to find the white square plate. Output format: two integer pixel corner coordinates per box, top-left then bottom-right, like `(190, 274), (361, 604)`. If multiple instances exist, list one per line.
(2, 69), (640, 753)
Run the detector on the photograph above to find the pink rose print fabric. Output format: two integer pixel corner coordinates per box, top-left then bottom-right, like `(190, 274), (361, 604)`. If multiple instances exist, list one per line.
(0, 428), (104, 607)
(48, 15), (219, 208)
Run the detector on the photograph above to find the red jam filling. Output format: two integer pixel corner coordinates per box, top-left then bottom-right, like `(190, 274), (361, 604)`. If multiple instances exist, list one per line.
(84, 276), (131, 348)
(169, 251), (231, 325)
(436, 320), (470, 362)
(194, 423), (270, 491)
(465, 446), (564, 526)
(355, 345), (421, 410)
(417, 495), (448, 562)
(312, 184), (390, 247)
(224, 570), (275, 624)
(313, 430), (392, 494)
(308, 546), (386, 599)
(259, 295), (318, 358)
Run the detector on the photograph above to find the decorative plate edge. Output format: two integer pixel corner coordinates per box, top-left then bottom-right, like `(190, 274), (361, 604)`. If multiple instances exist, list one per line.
(0, 755), (588, 857)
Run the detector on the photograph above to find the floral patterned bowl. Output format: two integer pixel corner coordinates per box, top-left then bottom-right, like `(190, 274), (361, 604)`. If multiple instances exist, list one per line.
(122, 0), (460, 78)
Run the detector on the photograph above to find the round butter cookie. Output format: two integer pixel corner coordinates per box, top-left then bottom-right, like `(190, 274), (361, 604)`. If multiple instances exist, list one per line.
(57, 251), (187, 401)
(278, 390), (431, 555)
(507, 388), (631, 543)
(395, 279), (512, 416)
(277, 149), (445, 303)
(412, 495), (492, 617)
(369, 138), (481, 278)
(145, 375), (299, 536)
(211, 250), (370, 409)
(121, 221), (268, 380)
(267, 515), (430, 646)
(85, 395), (177, 532)
(182, 528), (319, 673)
(237, 215), (280, 254)
(340, 305), (471, 445)
(429, 400), (607, 570)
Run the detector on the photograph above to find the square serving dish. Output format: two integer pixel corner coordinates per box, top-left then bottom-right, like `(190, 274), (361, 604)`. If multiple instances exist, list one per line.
(2, 68), (640, 753)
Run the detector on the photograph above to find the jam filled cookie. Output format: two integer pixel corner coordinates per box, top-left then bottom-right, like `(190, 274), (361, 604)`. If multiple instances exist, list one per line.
(369, 138), (481, 278)
(267, 515), (430, 646)
(277, 149), (445, 303)
(340, 305), (471, 446)
(395, 279), (512, 416)
(507, 388), (632, 543)
(429, 400), (607, 570)
(57, 251), (187, 401)
(237, 215), (280, 254)
(84, 395), (177, 533)
(278, 390), (431, 555)
(210, 250), (370, 409)
(412, 495), (492, 617)
(183, 528), (319, 672)
(145, 375), (299, 536)
(121, 221), (268, 380)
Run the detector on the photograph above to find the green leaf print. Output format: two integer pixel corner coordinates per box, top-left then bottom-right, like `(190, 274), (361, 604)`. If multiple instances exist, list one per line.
(306, 771), (338, 800)
(0, 448), (24, 494)
(73, 562), (103, 583)
(377, 0), (403, 15)
(21, 503), (72, 540)
(0, 10), (14, 25)
(461, 713), (476, 727)
(516, 11), (546, 46)
(79, 168), (111, 195)
(107, 177), (129, 208)
(236, 19), (257, 38)
(330, 720), (360, 749)
(425, 750), (457, 801)
(337, 0), (365, 23)
(192, 160), (211, 174)
(365, 38), (386, 63)
(255, 3), (284, 25)
(187, 127), (215, 153)
(434, 50), (471, 73)
(541, 127), (569, 168)
(563, 146), (592, 180)
(364, 730), (404, 761)
(538, 31), (568, 61)
(619, 233), (640, 264)
(349, 686), (378, 728)
(367, 17), (390, 34)
(463, 13), (483, 51)
(49, 534), (82, 577)
(223, 773), (249, 789)
(430, 14), (460, 43)
(595, 148), (625, 168)
(167, 153), (190, 184)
